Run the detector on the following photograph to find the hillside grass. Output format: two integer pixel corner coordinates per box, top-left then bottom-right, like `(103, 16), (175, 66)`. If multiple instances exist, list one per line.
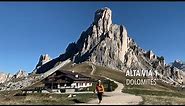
(65, 62), (178, 91)
(123, 88), (185, 105)
(2, 62), (185, 105)
(64, 62), (185, 105)
(0, 62), (119, 105)
(0, 91), (96, 105)
(123, 88), (185, 98)
(141, 95), (185, 105)
(123, 79), (185, 105)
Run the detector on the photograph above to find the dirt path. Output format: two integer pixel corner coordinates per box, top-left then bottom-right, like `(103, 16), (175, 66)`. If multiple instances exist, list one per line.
(76, 77), (143, 105)
(90, 63), (96, 75)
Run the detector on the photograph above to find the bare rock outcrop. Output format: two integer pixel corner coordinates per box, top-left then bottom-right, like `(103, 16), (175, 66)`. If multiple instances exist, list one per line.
(35, 54), (52, 69)
(0, 72), (12, 83)
(63, 7), (128, 70)
(13, 69), (28, 79)
(32, 7), (185, 86)
(171, 60), (185, 71)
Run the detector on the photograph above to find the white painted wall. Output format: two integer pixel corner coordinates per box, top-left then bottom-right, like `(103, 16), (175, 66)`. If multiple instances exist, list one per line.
(56, 82), (92, 89)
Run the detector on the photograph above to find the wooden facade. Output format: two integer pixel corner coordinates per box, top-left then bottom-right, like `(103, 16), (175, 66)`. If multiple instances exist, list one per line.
(42, 70), (92, 90)
(21, 70), (93, 93)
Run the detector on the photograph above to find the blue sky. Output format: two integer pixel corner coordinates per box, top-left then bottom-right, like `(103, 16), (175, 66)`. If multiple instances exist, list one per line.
(0, 2), (185, 74)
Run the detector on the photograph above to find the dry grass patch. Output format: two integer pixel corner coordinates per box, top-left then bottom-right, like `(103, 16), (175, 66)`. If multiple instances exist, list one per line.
(141, 95), (185, 105)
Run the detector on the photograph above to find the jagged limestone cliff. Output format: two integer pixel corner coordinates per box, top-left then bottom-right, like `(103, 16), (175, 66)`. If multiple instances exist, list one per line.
(33, 7), (185, 86)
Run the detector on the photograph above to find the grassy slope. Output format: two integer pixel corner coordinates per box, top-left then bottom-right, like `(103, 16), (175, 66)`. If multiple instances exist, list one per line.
(63, 62), (177, 91)
(2, 62), (185, 105)
(0, 92), (97, 105)
(62, 62), (118, 92)
(63, 62), (185, 105)
(0, 62), (118, 105)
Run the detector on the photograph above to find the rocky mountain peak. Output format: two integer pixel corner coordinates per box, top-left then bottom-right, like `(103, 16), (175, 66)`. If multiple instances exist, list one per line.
(32, 7), (185, 86)
(66, 7), (128, 70)
(35, 54), (52, 69)
(13, 69), (28, 79)
(171, 60), (185, 71)
(93, 7), (112, 33)
(174, 60), (183, 64)
(0, 72), (12, 83)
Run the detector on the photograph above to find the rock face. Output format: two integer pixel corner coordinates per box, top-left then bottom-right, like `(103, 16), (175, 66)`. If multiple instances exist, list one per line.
(13, 70), (28, 79)
(0, 74), (41, 91)
(0, 70), (28, 84)
(33, 7), (185, 86)
(64, 7), (128, 70)
(0, 72), (12, 83)
(0, 69), (41, 91)
(35, 54), (52, 69)
(63, 7), (184, 85)
(171, 60), (185, 71)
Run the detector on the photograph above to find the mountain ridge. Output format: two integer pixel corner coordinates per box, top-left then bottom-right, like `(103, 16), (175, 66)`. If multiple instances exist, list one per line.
(33, 7), (185, 87)
(0, 7), (184, 91)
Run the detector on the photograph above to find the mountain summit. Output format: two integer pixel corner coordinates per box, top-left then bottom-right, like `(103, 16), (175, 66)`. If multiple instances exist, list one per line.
(1, 7), (184, 92)
(171, 60), (185, 71)
(65, 7), (128, 70)
(34, 7), (185, 86)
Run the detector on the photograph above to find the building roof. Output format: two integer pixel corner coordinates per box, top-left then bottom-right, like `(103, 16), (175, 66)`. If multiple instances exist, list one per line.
(44, 70), (92, 82)
(58, 70), (91, 81)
